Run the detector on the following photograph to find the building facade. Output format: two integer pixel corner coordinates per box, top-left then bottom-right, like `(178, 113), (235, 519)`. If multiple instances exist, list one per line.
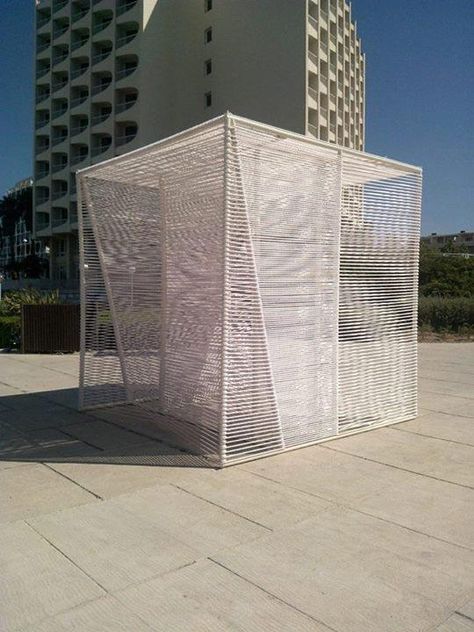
(33, 0), (365, 282)
(421, 231), (474, 255)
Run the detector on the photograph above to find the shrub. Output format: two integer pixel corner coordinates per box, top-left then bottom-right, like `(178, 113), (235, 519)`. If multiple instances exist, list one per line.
(418, 296), (474, 333)
(0, 288), (62, 317)
(0, 316), (21, 349)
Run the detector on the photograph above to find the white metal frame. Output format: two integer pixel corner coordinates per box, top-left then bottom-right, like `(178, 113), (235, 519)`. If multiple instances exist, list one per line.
(77, 113), (422, 467)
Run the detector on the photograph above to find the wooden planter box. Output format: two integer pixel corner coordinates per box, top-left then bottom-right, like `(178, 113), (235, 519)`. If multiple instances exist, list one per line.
(21, 304), (80, 353)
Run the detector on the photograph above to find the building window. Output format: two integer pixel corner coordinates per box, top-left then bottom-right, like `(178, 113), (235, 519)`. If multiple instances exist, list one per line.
(205, 59), (212, 75)
(205, 91), (212, 107)
(205, 27), (212, 43)
(205, 0), (213, 11)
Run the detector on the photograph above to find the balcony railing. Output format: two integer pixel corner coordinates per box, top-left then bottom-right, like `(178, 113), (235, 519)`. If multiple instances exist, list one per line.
(71, 95), (88, 107)
(116, 65), (137, 79)
(36, 91), (50, 104)
(92, 50), (112, 64)
(308, 86), (318, 101)
(52, 80), (68, 92)
(91, 112), (111, 124)
(52, 215), (68, 227)
(37, 40), (50, 53)
(71, 153), (88, 166)
(52, 189), (67, 200)
(71, 124), (88, 135)
(116, 99), (136, 113)
(53, 0), (68, 12)
(308, 15), (318, 30)
(320, 9), (328, 22)
(36, 66), (50, 79)
(116, 133), (136, 146)
(117, 0), (137, 16)
(71, 37), (89, 51)
(116, 32), (137, 47)
(92, 81), (111, 95)
(37, 15), (51, 29)
(93, 20), (112, 34)
(36, 169), (49, 179)
(92, 143), (111, 156)
(36, 219), (51, 230)
(53, 51), (68, 65)
(307, 123), (318, 137)
(53, 24), (69, 38)
(52, 134), (68, 146)
(36, 196), (50, 207)
(36, 118), (49, 129)
(320, 106), (328, 119)
(36, 142), (50, 153)
(71, 66), (88, 79)
(308, 51), (318, 66)
(72, 7), (89, 22)
(52, 161), (68, 173)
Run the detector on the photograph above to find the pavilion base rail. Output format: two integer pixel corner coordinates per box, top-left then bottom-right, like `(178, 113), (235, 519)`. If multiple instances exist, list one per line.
(77, 113), (422, 467)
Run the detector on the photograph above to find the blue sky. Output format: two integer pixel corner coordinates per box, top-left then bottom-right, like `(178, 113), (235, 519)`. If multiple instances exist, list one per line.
(0, 0), (472, 234)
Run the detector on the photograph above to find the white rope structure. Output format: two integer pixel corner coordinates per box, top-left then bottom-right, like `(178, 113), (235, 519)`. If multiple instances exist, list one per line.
(77, 113), (422, 467)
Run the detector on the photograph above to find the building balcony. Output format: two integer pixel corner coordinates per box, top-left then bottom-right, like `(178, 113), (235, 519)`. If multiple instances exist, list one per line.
(53, 0), (69, 14)
(37, 35), (51, 53)
(36, 87), (50, 104)
(71, 60), (90, 80)
(117, 0), (138, 17)
(92, 44), (113, 66)
(71, 28), (90, 52)
(72, 1), (90, 24)
(116, 22), (139, 49)
(92, 10), (113, 35)
(36, 63), (51, 80)
(71, 86), (89, 110)
(116, 54), (138, 81)
(53, 18), (70, 41)
(36, 8), (51, 31)
(308, 86), (318, 104)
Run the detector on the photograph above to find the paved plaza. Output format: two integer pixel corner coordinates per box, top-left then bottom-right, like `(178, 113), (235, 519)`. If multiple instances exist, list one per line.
(0, 343), (473, 631)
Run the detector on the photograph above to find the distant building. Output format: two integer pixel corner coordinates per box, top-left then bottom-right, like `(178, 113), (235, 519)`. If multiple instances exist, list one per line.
(33, 0), (366, 285)
(421, 231), (474, 255)
(0, 179), (45, 277)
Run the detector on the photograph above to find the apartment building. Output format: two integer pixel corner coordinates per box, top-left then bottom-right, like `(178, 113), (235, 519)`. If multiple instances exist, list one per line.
(33, 0), (365, 283)
(421, 231), (474, 255)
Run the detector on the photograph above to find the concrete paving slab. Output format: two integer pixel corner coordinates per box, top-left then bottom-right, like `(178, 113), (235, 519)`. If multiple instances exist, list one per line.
(243, 446), (474, 549)
(19, 596), (156, 632)
(0, 363), (76, 393)
(418, 392), (474, 419)
(49, 457), (193, 498)
(394, 412), (474, 447)
(172, 467), (334, 529)
(0, 521), (104, 631)
(241, 444), (401, 504)
(116, 558), (331, 632)
(324, 427), (474, 487)
(29, 498), (200, 592)
(419, 377), (474, 400)
(213, 506), (473, 632)
(63, 419), (165, 450)
(434, 614), (474, 631)
(110, 483), (269, 554)
(0, 426), (101, 463)
(356, 472), (474, 550)
(5, 353), (79, 378)
(0, 463), (98, 524)
(458, 597), (474, 620)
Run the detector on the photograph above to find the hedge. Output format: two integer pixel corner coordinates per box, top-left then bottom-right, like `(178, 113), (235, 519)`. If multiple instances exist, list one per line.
(0, 316), (21, 349)
(418, 296), (474, 333)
